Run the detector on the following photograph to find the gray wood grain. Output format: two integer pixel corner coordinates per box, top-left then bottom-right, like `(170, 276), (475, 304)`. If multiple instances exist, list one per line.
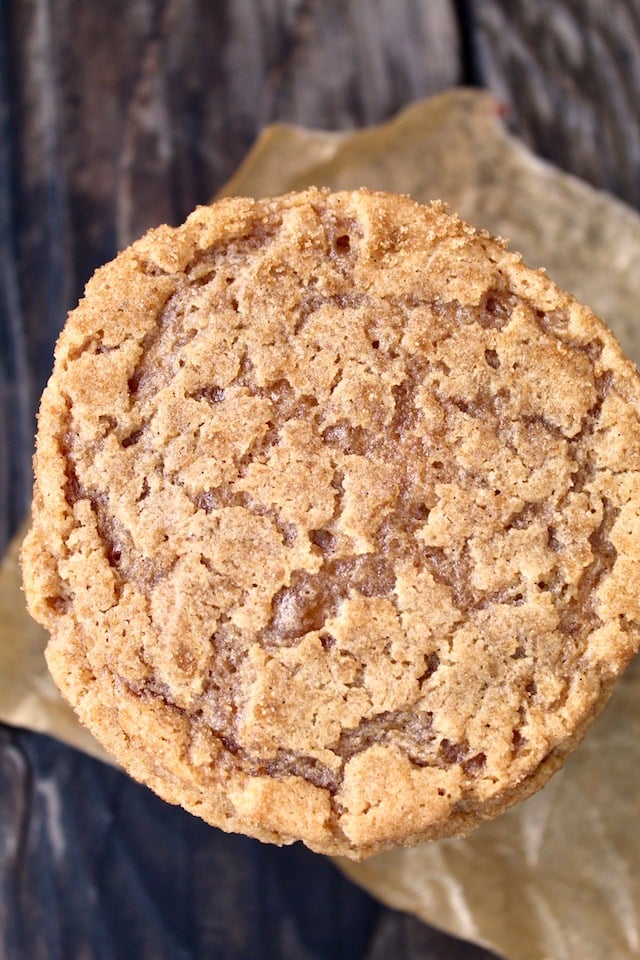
(471, 0), (640, 206)
(0, 725), (499, 960)
(0, 7), (31, 553)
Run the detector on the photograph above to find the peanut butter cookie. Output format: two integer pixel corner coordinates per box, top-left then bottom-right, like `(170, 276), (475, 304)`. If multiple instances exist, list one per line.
(22, 188), (640, 858)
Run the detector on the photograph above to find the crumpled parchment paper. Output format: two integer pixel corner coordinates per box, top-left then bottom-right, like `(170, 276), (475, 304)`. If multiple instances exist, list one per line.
(2, 88), (639, 960)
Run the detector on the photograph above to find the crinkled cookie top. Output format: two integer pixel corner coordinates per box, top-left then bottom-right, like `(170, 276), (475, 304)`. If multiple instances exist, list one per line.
(22, 188), (640, 858)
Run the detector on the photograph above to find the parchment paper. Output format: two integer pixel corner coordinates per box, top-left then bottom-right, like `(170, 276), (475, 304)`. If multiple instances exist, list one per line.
(2, 89), (639, 960)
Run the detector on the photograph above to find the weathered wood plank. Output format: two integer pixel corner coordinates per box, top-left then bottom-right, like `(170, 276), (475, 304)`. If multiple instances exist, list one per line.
(0, 4), (33, 551)
(0, 725), (498, 960)
(470, 0), (640, 206)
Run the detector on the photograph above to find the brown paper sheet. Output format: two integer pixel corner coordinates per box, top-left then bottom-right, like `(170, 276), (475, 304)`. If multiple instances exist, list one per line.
(2, 89), (640, 960)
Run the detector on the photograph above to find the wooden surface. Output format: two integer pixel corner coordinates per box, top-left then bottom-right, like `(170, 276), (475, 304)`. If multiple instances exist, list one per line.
(1, 2), (639, 957)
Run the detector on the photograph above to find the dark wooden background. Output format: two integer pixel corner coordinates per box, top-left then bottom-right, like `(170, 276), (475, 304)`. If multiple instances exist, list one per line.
(2, 2), (639, 957)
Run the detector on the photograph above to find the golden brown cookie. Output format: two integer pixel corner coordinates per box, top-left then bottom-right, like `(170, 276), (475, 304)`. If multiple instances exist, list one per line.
(22, 188), (640, 859)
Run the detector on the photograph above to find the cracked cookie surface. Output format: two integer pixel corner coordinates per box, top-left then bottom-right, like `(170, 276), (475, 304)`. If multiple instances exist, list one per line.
(22, 188), (640, 858)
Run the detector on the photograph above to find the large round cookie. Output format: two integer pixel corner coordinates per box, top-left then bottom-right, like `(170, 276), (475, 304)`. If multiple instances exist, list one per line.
(22, 188), (640, 859)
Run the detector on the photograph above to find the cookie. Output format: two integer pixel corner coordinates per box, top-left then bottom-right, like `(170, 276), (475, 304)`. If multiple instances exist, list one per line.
(22, 188), (640, 859)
